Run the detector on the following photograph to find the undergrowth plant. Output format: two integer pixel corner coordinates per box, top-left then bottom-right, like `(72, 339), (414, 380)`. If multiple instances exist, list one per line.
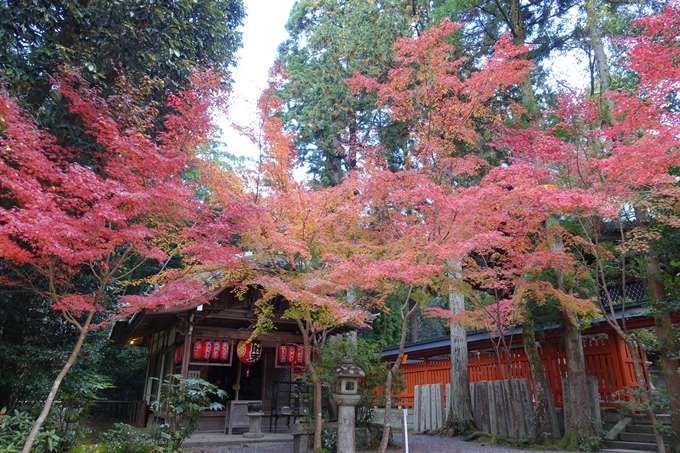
(151, 374), (226, 451)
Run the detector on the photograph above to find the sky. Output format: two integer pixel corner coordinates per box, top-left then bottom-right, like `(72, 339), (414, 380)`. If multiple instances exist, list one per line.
(220, 0), (298, 161)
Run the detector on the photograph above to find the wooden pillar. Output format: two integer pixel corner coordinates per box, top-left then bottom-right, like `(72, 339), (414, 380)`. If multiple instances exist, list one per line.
(181, 323), (193, 378)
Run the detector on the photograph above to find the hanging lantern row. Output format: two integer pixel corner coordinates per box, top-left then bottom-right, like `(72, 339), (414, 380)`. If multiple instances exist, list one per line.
(277, 343), (305, 366)
(191, 339), (230, 362)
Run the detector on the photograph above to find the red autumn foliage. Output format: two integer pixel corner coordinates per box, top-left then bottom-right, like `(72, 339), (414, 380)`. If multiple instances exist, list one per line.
(1, 68), (246, 451)
(0, 69), (239, 316)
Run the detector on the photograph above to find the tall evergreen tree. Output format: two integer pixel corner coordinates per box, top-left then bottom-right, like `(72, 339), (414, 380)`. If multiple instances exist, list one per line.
(276, 0), (410, 185)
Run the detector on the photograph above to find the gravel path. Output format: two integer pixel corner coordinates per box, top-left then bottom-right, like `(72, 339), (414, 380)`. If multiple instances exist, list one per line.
(188, 441), (293, 453)
(188, 434), (561, 453)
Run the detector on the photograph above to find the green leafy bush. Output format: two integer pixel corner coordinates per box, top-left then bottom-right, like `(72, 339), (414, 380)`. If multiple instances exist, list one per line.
(100, 423), (154, 453)
(576, 433), (601, 452)
(151, 374), (226, 451)
(321, 426), (338, 453)
(0, 407), (60, 452)
(318, 335), (403, 425)
(576, 420), (604, 452)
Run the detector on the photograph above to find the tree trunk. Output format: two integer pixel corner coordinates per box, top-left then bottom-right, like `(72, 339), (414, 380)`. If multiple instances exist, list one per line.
(329, 139), (344, 186)
(447, 281), (473, 431)
(522, 315), (554, 439)
(584, 0), (611, 95)
(298, 320), (323, 451)
(656, 314), (680, 451)
(547, 217), (594, 446)
(378, 290), (418, 453)
(646, 256), (680, 452)
(509, 0), (536, 114)
(559, 312), (596, 450)
(409, 299), (419, 343)
(379, 369), (395, 452)
(22, 310), (94, 453)
(310, 368), (323, 451)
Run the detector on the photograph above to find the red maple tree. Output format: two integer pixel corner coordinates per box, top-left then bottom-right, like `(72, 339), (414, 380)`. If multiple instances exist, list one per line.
(490, 5), (680, 448)
(0, 68), (241, 452)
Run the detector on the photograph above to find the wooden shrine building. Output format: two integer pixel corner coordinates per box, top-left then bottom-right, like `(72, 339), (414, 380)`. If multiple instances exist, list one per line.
(382, 301), (680, 409)
(110, 285), (309, 433)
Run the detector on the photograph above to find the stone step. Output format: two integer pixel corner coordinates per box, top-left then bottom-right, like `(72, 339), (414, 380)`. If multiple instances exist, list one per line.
(620, 432), (669, 443)
(603, 440), (662, 451)
(602, 449), (659, 453)
(627, 425), (655, 434)
(632, 413), (671, 426)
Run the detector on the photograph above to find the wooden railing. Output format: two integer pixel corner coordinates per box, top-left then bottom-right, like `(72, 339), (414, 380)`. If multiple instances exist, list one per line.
(89, 400), (147, 427)
(394, 332), (640, 407)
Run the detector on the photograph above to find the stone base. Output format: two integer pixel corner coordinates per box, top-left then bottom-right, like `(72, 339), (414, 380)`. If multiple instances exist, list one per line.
(243, 432), (266, 438)
(323, 422), (384, 448)
(245, 411), (264, 438)
(291, 424), (314, 453)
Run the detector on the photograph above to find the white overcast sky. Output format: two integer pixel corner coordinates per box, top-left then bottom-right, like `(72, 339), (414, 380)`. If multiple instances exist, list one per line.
(220, 0), (298, 161)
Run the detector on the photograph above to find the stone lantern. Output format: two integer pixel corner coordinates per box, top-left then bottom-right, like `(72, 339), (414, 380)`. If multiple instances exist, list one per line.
(330, 357), (365, 453)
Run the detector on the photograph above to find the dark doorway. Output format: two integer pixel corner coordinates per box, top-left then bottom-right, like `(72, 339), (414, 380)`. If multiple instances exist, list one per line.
(206, 356), (264, 401)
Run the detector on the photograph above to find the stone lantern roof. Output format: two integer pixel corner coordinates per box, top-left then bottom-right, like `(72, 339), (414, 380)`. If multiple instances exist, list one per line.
(329, 356), (365, 378)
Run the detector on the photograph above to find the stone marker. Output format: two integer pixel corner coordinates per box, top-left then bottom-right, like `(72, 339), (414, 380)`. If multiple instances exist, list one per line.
(469, 382), (475, 414)
(434, 384), (443, 429)
(503, 380), (515, 437)
(562, 378), (570, 428)
(473, 382), (483, 430)
(414, 385), (422, 432)
(545, 379), (561, 438)
(586, 376), (601, 423)
(423, 385), (431, 430)
(479, 381), (490, 433)
(493, 380), (508, 437)
(445, 383), (451, 420)
(488, 380), (498, 436)
(513, 379), (527, 437)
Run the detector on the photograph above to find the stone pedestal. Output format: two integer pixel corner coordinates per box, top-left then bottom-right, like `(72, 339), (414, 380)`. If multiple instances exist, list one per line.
(243, 411), (265, 438)
(332, 393), (361, 453)
(291, 423), (314, 453)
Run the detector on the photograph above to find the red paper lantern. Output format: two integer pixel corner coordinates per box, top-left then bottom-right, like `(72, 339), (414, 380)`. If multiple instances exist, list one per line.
(278, 345), (288, 364)
(203, 340), (212, 361)
(237, 340), (262, 365)
(296, 344), (305, 366)
(219, 341), (230, 361)
(287, 345), (296, 364)
(192, 340), (204, 361)
(211, 340), (220, 360)
(174, 345), (183, 364)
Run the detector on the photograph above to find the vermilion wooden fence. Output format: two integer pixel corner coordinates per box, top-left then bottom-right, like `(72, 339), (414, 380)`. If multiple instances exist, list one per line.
(394, 332), (640, 407)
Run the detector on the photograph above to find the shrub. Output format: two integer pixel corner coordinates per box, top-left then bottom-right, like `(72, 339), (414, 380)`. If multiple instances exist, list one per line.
(100, 423), (155, 453)
(0, 407), (61, 452)
(151, 374), (226, 451)
(317, 336), (401, 426)
(321, 426), (338, 453)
